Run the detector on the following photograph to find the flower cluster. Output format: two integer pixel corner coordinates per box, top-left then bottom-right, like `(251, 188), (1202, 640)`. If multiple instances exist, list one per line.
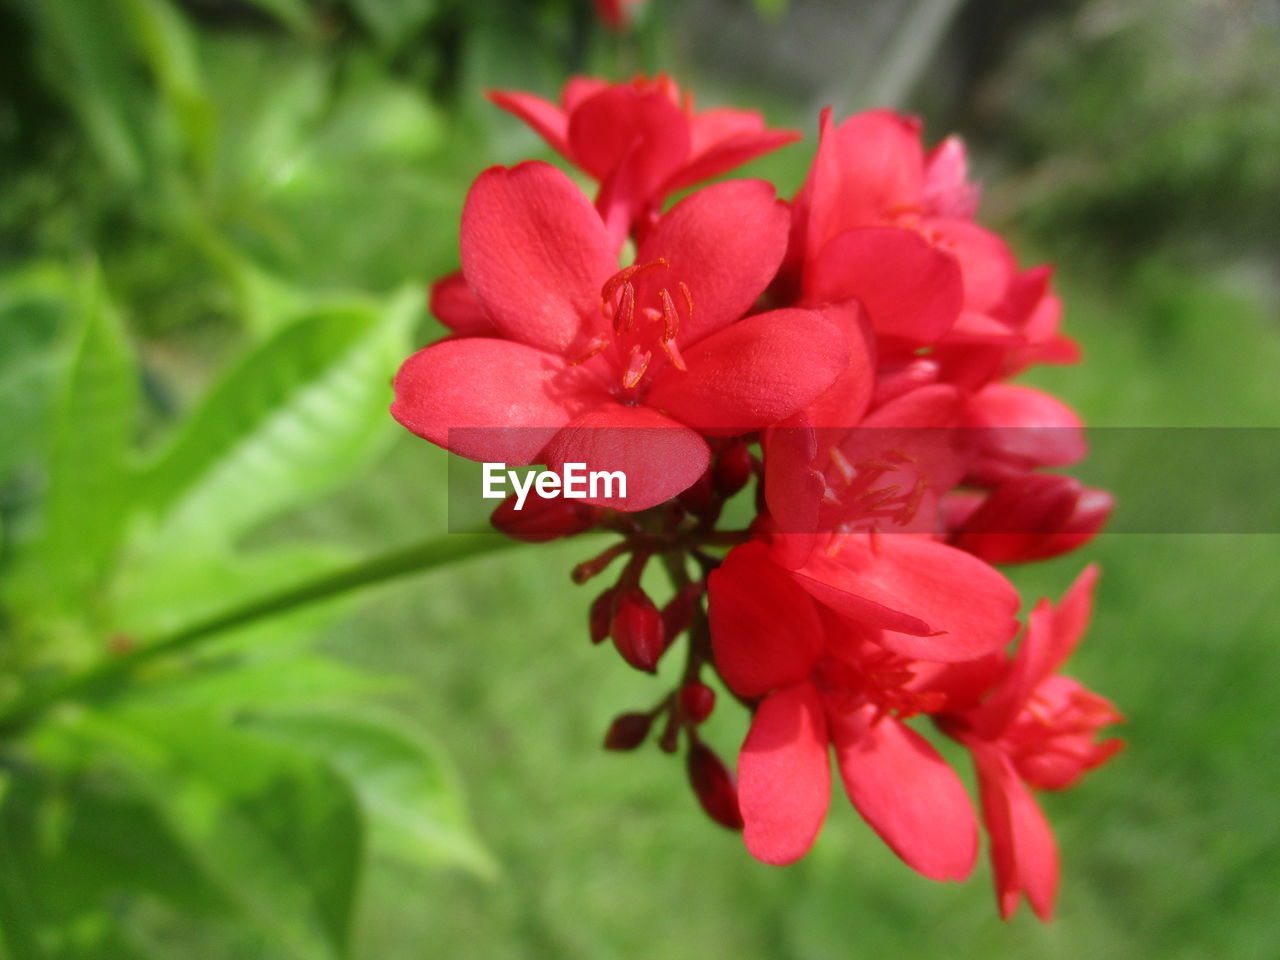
(391, 74), (1122, 921)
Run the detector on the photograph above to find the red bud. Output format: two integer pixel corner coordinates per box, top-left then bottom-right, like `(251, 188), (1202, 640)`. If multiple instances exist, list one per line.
(589, 587), (619, 644)
(687, 742), (743, 830)
(951, 474), (1113, 563)
(610, 588), (667, 672)
(604, 712), (653, 751)
(712, 440), (754, 498)
(660, 580), (704, 639)
(491, 491), (599, 543)
(678, 682), (716, 724)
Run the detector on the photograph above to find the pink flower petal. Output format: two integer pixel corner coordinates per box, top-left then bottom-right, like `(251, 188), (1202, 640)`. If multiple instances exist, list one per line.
(460, 162), (616, 353)
(647, 308), (848, 436)
(634, 180), (790, 345)
(806, 225), (963, 345)
(738, 683), (831, 865)
(429, 271), (496, 338)
(541, 403), (709, 511)
(972, 743), (1059, 921)
(831, 705), (978, 881)
(391, 338), (605, 464)
(794, 534), (1020, 662)
(708, 542), (826, 697)
(487, 89), (571, 158)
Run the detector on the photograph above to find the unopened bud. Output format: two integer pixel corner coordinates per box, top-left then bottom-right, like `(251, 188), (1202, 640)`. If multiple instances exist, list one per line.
(678, 682), (716, 724)
(951, 474), (1113, 564)
(661, 580), (704, 639)
(604, 712), (653, 751)
(610, 588), (667, 673)
(589, 587), (619, 644)
(491, 492), (599, 543)
(712, 440), (754, 498)
(687, 742), (743, 830)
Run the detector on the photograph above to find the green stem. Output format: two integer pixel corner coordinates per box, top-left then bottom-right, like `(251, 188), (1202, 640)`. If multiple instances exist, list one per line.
(0, 532), (522, 738)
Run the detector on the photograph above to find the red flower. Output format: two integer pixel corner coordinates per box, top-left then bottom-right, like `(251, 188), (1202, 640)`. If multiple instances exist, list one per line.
(391, 162), (848, 510)
(706, 539), (1022, 875)
(489, 75), (801, 242)
(941, 566), (1124, 920)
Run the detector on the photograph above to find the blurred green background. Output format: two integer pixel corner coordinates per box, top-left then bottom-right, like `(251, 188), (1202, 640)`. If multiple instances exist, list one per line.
(1, 0), (1278, 957)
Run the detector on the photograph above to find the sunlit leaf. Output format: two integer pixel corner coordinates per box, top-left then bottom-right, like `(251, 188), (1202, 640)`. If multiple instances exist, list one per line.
(139, 289), (419, 552)
(14, 265), (138, 627)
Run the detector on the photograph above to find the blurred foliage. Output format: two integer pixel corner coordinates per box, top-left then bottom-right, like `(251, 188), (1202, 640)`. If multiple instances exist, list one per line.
(0, 0), (1277, 957)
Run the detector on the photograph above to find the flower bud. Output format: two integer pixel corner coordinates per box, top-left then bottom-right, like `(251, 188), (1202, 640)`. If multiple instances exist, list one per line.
(712, 440), (754, 499)
(660, 580), (704, 640)
(490, 491), (599, 543)
(610, 588), (667, 672)
(589, 587), (619, 644)
(603, 712), (653, 751)
(686, 742), (743, 830)
(678, 682), (716, 724)
(951, 474), (1113, 564)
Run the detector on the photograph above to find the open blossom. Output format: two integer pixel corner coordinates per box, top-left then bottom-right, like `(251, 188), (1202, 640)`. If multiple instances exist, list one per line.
(706, 540), (1008, 876)
(939, 565), (1123, 920)
(390, 75), (1120, 923)
(391, 161), (848, 510)
(489, 75), (801, 242)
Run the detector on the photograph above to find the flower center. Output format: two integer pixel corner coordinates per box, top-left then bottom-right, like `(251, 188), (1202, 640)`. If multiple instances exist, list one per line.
(572, 258), (695, 393)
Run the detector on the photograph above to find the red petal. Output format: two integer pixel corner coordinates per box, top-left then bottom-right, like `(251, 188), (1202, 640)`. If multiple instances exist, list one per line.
(460, 162), (615, 353)
(634, 179), (790, 345)
(391, 338), (604, 464)
(800, 302), (875, 429)
(647, 308), (847, 436)
(805, 109), (925, 251)
(738, 683), (831, 865)
(972, 743), (1059, 921)
(429, 271), (496, 337)
(708, 542), (826, 697)
(925, 219), (1016, 313)
(665, 122), (803, 195)
(567, 86), (689, 197)
(794, 534), (1019, 662)
(541, 403), (709, 511)
(831, 706), (978, 881)
(966, 384), (1087, 471)
(487, 90), (571, 158)
(806, 226), (963, 345)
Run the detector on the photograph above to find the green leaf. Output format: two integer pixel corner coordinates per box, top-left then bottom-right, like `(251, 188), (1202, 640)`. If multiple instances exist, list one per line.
(140, 289), (419, 552)
(118, 0), (218, 178)
(19, 265), (137, 621)
(348, 0), (437, 49)
(238, 0), (318, 37)
(0, 263), (72, 486)
(32, 0), (149, 183)
(244, 707), (496, 878)
(73, 707), (364, 960)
